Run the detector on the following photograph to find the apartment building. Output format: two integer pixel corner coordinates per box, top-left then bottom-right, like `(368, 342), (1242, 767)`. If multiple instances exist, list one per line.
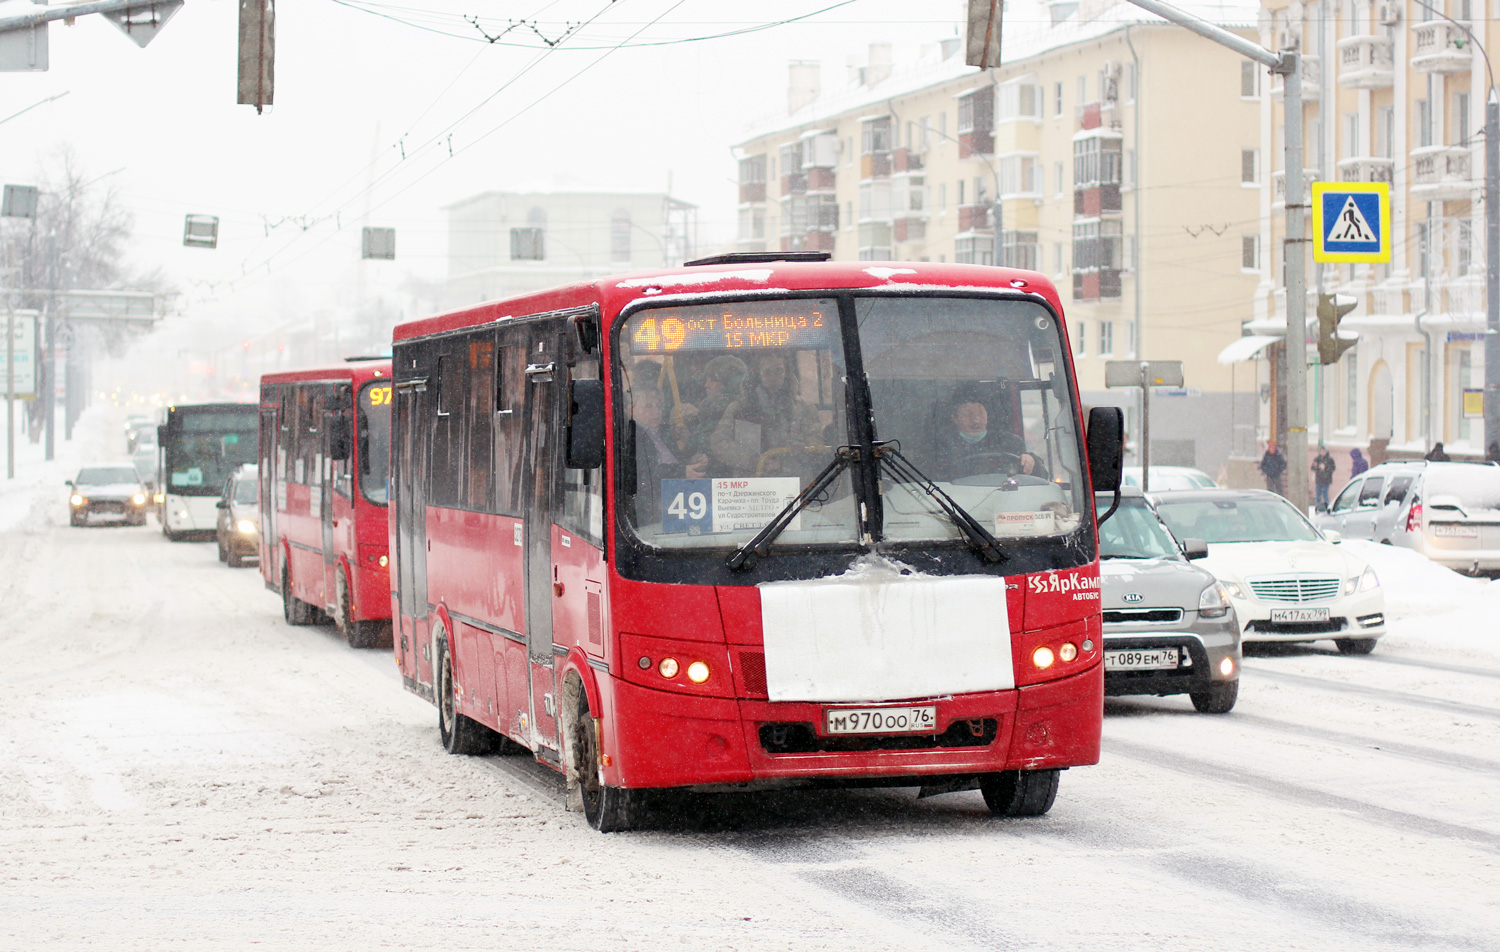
(1254, 0), (1490, 465)
(733, 0), (1263, 478)
(443, 191), (697, 309)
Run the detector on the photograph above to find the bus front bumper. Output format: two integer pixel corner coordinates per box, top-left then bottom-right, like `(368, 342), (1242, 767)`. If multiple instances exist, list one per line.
(603, 663), (1102, 791)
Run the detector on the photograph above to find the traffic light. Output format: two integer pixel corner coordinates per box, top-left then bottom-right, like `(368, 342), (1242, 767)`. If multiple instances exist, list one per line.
(1317, 293), (1358, 364)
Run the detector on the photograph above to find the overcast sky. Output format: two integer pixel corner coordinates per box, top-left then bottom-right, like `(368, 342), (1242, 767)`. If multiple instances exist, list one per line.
(1, 0), (971, 331)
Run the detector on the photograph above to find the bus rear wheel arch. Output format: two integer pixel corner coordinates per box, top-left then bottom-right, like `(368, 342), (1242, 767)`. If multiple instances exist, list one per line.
(979, 769), (1059, 818)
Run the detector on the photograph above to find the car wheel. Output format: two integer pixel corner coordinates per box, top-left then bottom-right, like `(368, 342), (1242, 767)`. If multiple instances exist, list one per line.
(1335, 637), (1377, 655)
(69, 512), (84, 527)
(436, 634), (497, 756)
(574, 693), (647, 832)
(979, 769), (1059, 817)
(282, 563), (315, 626)
(1190, 679), (1239, 714)
(217, 535), (228, 562)
(226, 547), (244, 568)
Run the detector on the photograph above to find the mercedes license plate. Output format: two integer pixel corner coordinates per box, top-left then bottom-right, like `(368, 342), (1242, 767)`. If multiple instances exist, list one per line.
(1433, 524), (1479, 538)
(1104, 648), (1179, 671)
(1270, 607), (1332, 622)
(824, 706), (936, 735)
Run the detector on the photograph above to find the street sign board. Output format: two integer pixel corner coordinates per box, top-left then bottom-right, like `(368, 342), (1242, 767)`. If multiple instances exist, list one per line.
(59, 290), (157, 321)
(1312, 182), (1391, 263)
(5, 311), (37, 398)
(0, 20), (47, 72)
(1105, 360), (1185, 389)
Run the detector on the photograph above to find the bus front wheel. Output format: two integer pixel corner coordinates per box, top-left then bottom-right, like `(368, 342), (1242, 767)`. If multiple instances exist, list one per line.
(979, 769), (1059, 818)
(573, 698), (646, 832)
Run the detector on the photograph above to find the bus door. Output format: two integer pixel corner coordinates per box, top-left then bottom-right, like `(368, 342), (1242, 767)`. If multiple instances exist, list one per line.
(320, 400), (344, 572)
(394, 379), (431, 688)
(259, 405), (279, 575)
(522, 322), (563, 758)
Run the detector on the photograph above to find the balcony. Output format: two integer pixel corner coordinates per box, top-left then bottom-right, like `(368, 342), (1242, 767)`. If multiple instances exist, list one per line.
(1270, 55), (1321, 101)
(1411, 21), (1473, 73)
(1271, 168), (1320, 212)
(738, 182), (766, 204)
(805, 167), (836, 192)
(893, 218), (927, 243)
(958, 204), (992, 232)
(1410, 145), (1476, 200)
(861, 152), (892, 180)
(1336, 156), (1394, 183)
(1337, 35), (1395, 88)
(893, 148), (924, 173)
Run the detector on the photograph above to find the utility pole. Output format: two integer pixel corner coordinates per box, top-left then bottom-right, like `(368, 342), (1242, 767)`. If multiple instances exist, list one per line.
(1486, 92), (1499, 455)
(1120, 0), (1308, 509)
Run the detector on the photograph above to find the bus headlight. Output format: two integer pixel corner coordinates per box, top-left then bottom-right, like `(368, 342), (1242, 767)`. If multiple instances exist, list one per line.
(658, 657), (679, 678)
(236, 519), (257, 534)
(686, 661), (711, 683)
(1032, 646), (1055, 669)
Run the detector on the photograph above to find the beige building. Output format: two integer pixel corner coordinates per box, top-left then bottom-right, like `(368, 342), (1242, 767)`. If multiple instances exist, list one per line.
(443, 191), (697, 308)
(733, 0), (1265, 478)
(1253, 0), (1491, 473)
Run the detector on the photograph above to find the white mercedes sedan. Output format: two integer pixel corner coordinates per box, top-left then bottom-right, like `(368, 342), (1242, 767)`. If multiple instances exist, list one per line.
(1148, 489), (1386, 655)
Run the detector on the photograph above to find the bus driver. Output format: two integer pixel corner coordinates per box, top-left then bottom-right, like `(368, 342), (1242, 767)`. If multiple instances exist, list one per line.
(933, 398), (1045, 481)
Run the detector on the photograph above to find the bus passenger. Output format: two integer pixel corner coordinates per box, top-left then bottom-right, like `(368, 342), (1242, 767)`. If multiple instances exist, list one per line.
(627, 387), (708, 524)
(689, 355), (748, 460)
(709, 352), (823, 477)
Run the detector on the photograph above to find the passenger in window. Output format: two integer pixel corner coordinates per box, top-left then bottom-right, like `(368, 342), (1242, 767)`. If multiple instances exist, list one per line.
(710, 352), (823, 477)
(627, 388), (707, 524)
(690, 355), (748, 461)
(932, 396), (1044, 481)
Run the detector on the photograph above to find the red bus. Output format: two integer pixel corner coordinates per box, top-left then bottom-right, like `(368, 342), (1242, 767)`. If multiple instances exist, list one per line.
(259, 358), (394, 648)
(389, 254), (1123, 830)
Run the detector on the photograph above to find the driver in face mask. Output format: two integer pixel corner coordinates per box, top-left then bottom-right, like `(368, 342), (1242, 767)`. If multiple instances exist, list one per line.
(936, 400), (1044, 480)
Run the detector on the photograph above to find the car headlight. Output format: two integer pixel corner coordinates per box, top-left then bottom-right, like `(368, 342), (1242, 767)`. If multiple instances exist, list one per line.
(1198, 582), (1230, 618)
(1218, 580), (1244, 600)
(69, 494), (85, 507)
(236, 519), (258, 534)
(131, 493), (147, 506)
(1357, 566), (1380, 592)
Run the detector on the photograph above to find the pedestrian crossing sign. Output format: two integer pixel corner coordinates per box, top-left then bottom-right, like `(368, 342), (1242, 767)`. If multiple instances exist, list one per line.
(1312, 182), (1390, 263)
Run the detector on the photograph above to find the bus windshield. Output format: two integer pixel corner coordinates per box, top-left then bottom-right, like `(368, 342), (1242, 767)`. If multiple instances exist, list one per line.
(358, 381), (392, 505)
(164, 408), (258, 496)
(615, 294), (1085, 553)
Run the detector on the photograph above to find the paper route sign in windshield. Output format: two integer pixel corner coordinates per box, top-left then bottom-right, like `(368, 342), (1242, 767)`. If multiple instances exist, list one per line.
(660, 477), (801, 535)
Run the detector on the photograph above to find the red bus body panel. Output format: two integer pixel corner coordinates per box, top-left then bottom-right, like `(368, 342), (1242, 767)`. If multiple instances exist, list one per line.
(391, 261), (1105, 796)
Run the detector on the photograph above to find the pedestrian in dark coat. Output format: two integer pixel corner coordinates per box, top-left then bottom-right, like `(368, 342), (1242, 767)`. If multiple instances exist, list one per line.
(1259, 442), (1287, 496)
(1349, 447), (1369, 476)
(1311, 445), (1336, 511)
(1425, 442), (1451, 462)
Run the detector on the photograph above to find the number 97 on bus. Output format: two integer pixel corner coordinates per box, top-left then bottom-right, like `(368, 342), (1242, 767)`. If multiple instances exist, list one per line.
(662, 479), (712, 535)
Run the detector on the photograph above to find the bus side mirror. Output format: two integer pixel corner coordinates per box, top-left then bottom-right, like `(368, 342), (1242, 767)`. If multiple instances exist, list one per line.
(1086, 406), (1125, 493)
(566, 379), (605, 470)
(1181, 538), (1209, 560)
(327, 414), (352, 462)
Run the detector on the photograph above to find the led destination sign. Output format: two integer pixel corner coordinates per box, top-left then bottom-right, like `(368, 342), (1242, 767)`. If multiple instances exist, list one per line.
(626, 301), (836, 355)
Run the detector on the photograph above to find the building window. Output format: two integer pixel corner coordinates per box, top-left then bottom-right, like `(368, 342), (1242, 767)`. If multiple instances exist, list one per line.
(1343, 112), (1360, 156)
(861, 116), (892, 154)
(1054, 161), (1064, 196)
(1074, 136), (1123, 188)
(1242, 235), (1260, 270)
(1416, 99), (1433, 149)
(1001, 230), (1039, 270)
(1458, 219), (1473, 274)
(1241, 60), (1259, 98)
(1054, 81), (1064, 117)
(1126, 63), (1137, 101)
(955, 236), (994, 266)
(738, 206), (765, 241)
(610, 209), (632, 263)
(999, 155), (1040, 195)
(1241, 148), (1258, 184)
(1098, 321), (1115, 356)
(1455, 92), (1472, 145)
(510, 227), (544, 261)
(1375, 107), (1394, 159)
(1054, 241), (1064, 276)
(994, 81), (1038, 122)
(1074, 320), (1086, 356)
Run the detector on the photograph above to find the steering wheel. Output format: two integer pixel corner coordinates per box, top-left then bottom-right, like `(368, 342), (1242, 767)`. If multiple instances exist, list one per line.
(955, 449), (1025, 474)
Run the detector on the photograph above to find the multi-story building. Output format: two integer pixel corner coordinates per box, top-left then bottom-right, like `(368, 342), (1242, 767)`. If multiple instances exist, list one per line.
(733, 0), (1264, 478)
(1250, 0), (1491, 474)
(443, 191), (696, 308)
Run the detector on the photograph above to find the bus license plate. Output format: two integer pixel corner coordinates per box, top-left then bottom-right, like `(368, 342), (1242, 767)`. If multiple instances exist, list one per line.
(1270, 607), (1332, 622)
(824, 706), (936, 735)
(1433, 524), (1479, 538)
(1104, 648), (1178, 670)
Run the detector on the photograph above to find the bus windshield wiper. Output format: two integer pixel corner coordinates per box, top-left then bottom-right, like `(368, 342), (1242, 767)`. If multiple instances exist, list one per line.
(874, 442), (1006, 564)
(726, 446), (858, 571)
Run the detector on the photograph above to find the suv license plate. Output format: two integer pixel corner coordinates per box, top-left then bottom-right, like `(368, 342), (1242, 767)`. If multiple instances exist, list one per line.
(824, 706), (936, 735)
(1433, 524), (1479, 538)
(1270, 607), (1332, 622)
(1104, 648), (1179, 670)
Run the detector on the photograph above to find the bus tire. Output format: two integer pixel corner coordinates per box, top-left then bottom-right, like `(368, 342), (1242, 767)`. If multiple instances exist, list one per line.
(282, 564), (315, 626)
(573, 696), (646, 832)
(337, 574), (373, 648)
(1335, 637), (1377, 655)
(436, 637), (496, 756)
(979, 769), (1059, 818)
(1189, 679), (1239, 714)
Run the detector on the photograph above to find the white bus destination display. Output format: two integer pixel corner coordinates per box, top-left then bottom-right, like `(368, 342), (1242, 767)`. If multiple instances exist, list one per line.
(625, 300), (836, 355)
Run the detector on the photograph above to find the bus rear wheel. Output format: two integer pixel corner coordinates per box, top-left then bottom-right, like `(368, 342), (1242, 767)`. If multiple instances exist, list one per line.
(979, 769), (1059, 818)
(337, 574), (379, 648)
(436, 638), (496, 755)
(282, 564), (315, 626)
(574, 698), (646, 832)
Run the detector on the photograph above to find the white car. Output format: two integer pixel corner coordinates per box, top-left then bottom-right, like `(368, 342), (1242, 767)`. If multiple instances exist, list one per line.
(1122, 466), (1218, 492)
(1149, 489), (1386, 655)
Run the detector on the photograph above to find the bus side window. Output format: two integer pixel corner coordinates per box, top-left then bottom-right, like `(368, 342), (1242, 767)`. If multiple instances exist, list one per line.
(467, 337), (495, 510)
(560, 363), (604, 547)
(431, 353), (466, 510)
(494, 341), (527, 515)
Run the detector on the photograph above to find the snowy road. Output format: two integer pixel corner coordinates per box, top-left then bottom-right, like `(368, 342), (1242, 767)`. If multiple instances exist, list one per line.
(2, 429), (1498, 950)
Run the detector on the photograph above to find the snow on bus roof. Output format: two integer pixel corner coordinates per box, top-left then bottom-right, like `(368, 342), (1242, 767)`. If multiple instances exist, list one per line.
(615, 269), (773, 289)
